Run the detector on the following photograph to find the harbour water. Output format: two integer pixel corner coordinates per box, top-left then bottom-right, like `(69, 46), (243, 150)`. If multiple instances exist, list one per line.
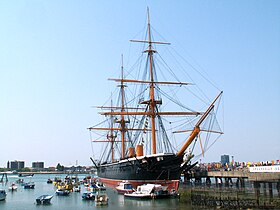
(0, 174), (190, 210)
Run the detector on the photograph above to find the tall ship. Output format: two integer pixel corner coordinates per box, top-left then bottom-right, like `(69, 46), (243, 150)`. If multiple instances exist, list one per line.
(89, 10), (223, 191)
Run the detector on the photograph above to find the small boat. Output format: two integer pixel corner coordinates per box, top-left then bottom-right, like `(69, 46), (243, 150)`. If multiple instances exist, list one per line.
(47, 179), (53, 184)
(18, 173), (34, 177)
(16, 179), (24, 184)
(56, 182), (73, 191)
(124, 184), (171, 199)
(95, 192), (109, 206)
(23, 182), (35, 189)
(8, 183), (18, 191)
(0, 189), (7, 201)
(54, 176), (74, 191)
(55, 189), (70, 196)
(70, 176), (79, 184)
(36, 195), (53, 204)
(73, 185), (81, 192)
(90, 182), (106, 192)
(82, 192), (95, 200)
(53, 177), (62, 186)
(115, 181), (134, 194)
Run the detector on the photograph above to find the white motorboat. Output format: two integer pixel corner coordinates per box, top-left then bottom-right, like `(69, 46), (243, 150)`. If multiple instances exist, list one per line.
(55, 188), (70, 196)
(36, 195), (53, 204)
(124, 184), (171, 199)
(8, 183), (18, 191)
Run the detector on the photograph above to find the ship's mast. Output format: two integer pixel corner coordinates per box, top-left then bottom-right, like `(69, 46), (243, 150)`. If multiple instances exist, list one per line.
(120, 55), (126, 159)
(89, 97), (117, 162)
(147, 9), (157, 155)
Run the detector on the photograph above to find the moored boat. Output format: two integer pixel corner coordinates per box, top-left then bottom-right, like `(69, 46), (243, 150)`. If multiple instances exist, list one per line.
(95, 192), (109, 206)
(73, 185), (81, 192)
(36, 195), (53, 204)
(16, 179), (24, 184)
(115, 180), (134, 194)
(8, 183), (18, 191)
(82, 192), (95, 200)
(91, 182), (106, 192)
(55, 189), (70, 196)
(47, 178), (53, 184)
(124, 184), (171, 199)
(56, 182), (73, 191)
(52, 177), (62, 186)
(54, 175), (75, 191)
(18, 173), (34, 177)
(0, 189), (7, 201)
(23, 182), (35, 189)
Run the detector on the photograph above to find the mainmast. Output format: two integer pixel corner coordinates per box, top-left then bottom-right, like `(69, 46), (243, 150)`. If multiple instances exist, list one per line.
(147, 8), (157, 155)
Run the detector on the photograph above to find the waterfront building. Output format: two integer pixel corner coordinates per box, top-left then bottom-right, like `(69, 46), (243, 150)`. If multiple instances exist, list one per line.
(32, 161), (44, 169)
(221, 155), (230, 167)
(48, 167), (56, 171)
(7, 160), (25, 170)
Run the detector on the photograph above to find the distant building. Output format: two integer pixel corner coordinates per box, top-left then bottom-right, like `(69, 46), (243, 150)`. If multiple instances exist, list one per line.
(32, 162), (44, 169)
(221, 155), (230, 167)
(48, 167), (56, 171)
(7, 160), (25, 170)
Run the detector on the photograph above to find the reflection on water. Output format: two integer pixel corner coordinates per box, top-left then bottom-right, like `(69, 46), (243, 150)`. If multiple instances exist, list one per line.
(0, 174), (191, 210)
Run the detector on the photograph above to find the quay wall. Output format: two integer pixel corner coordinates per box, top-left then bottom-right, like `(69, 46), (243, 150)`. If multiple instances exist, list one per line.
(187, 169), (280, 182)
(207, 171), (280, 182)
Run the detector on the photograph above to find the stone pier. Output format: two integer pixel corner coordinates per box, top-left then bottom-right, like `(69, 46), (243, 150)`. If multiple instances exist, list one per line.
(184, 169), (280, 197)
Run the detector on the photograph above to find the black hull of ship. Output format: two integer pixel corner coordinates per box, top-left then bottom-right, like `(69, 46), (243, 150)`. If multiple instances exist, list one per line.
(96, 153), (188, 190)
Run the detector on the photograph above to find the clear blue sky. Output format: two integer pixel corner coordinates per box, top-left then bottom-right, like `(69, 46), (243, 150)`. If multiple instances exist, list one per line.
(0, 1), (279, 167)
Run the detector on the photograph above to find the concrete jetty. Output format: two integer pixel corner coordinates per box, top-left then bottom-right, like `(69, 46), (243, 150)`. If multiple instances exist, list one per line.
(184, 167), (280, 198)
(182, 167), (280, 208)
